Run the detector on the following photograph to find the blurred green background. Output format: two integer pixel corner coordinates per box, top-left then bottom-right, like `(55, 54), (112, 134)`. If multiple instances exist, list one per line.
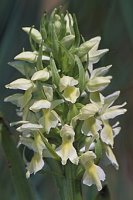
(0, 0), (133, 199)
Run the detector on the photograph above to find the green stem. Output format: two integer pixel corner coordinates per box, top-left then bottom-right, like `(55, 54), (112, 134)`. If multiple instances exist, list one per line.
(46, 158), (83, 200)
(63, 163), (83, 200)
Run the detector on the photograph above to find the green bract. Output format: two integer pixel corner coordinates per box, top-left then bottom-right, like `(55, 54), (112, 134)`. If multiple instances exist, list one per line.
(5, 8), (127, 193)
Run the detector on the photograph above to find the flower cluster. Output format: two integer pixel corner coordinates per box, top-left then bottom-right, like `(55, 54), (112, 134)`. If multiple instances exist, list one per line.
(5, 8), (126, 191)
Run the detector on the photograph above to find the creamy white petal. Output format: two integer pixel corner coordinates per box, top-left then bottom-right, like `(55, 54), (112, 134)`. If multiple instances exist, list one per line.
(30, 100), (51, 112)
(81, 117), (101, 137)
(100, 121), (114, 147)
(18, 133), (46, 154)
(81, 151), (105, 191)
(56, 124), (78, 165)
(63, 86), (80, 103)
(10, 120), (29, 127)
(42, 55), (50, 61)
(17, 123), (43, 132)
(4, 93), (23, 107)
(64, 13), (73, 34)
(103, 91), (120, 108)
(5, 78), (33, 90)
(105, 145), (119, 170)
(81, 37), (101, 51)
(87, 76), (112, 92)
(91, 65), (112, 78)
(26, 153), (44, 178)
(43, 85), (53, 101)
(78, 103), (99, 120)
(89, 49), (109, 64)
(59, 76), (78, 92)
(39, 110), (60, 133)
(56, 143), (78, 165)
(31, 68), (50, 81)
(83, 165), (105, 191)
(14, 51), (37, 63)
(22, 27), (42, 43)
(113, 126), (121, 137)
(101, 107), (127, 120)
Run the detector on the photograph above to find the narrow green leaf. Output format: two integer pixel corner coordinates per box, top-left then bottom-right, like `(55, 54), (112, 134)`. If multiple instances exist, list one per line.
(95, 139), (103, 164)
(40, 12), (48, 40)
(29, 26), (37, 52)
(73, 14), (80, 47)
(50, 23), (59, 59)
(8, 61), (35, 78)
(50, 57), (60, 87)
(51, 99), (64, 110)
(36, 45), (43, 70)
(21, 88), (32, 109)
(1, 120), (35, 200)
(75, 55), (86, 92)
(67, 104), (79, 123)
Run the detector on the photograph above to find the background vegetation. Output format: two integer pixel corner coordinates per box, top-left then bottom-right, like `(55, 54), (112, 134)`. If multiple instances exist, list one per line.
(0, 0), (133, 199)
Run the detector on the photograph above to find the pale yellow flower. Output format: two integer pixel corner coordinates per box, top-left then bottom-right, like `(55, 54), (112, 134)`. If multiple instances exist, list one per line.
(59, 76), (80, 103)
(56, 124), (79, 165)
(80, 151), (105, 191)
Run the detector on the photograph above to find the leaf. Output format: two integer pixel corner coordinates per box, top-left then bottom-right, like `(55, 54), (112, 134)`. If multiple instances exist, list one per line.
(48, 15), (59, 60)
(95, 139), (102, 164)
(1, 120), (35, 200)
(40, 12), (48, 40)
(67, 104), (79, 123)
(21, 88), (32, 110)
(36, 45), (43, 70)
(8, 61), (35, 78)
(50, 57), (60, 87)
(51, 99), (64, 110)
(75, 55), (86, 92)
(73, 14), (80, 47)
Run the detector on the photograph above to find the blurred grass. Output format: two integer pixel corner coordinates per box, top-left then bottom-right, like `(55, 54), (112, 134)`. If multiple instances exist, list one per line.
(0, 0), (133, 199)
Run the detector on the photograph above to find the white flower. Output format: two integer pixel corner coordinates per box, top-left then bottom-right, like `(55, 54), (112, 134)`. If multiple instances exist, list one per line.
(64, 13), (73, 34)
(26, 153), (44, 178)
(86, 65), (112, 92)
(30, 100), (60, 133)
(30, 100), (51, 112)
(31, 68), (50, 81)
(81, 37), (109, 72)
(43, 85), (53, 101)
(17, 123), (43, 132)
(22, 27), (42, 44)
(80, 151), (105, 191)
(100, 120), (114, 147)
(56, 124), (79, 165)
(82, 117), (102, 137)
(98, 91), (127, 121)
(103, 144), (119, 170)
(63, 86), (80, 103)
(78, 37), (102, 57)
(78, 103), (99, 120)
(18, 132), (46, 155)
(59, 76), (80, 103)
(59, 76), (78, 92)
(5, 78), (34, 90)
(14, 51), (37, 63)
(39, 110), (60, 133)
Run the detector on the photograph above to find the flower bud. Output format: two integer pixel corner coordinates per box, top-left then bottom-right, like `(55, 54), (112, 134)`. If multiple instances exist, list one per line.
(77, 37), (101, 57)
(62, 35), (75, 49)
(22, 27), (42, 44)
(14, 51), (37, 63)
